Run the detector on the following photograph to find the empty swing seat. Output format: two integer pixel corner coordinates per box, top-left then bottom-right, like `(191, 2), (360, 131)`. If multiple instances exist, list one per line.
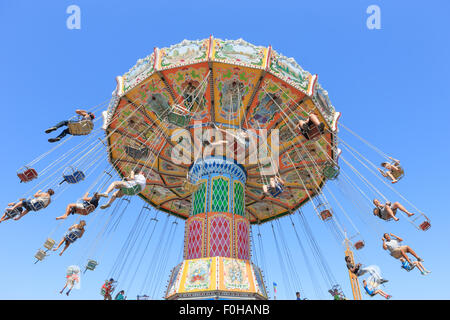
(17, 167), (38, 183)
(125, 145), (149, 160)
(323, 162), (340, 180)
(61, 169), (85, 184)
(43, 238), (55, 250)
(34, 249), (47, 261)
(167, 104), (190, 127)
(419, 220), (431, 231)
(354, 240), (365, 250)
(320, 209), (333, 221)
(86, 259), (99, 271)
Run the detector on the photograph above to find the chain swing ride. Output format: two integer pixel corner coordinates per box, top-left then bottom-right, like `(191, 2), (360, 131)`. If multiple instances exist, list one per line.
(4, 37), (431, 300)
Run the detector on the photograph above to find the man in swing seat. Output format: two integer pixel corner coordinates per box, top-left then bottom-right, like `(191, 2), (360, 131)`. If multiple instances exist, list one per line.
(296, 113), (325, 140)
(3, 189), (54, 221)
(56, 192), (101, 220)
(46, 109), (95, 143)
(98, 169), (146, 209)
(53, 220), (86, 256)
(382, 233), (424, 264)
(372, 199), (414, 222)
(263, 176), (285, 197)
(399, 257), (431, 275)
(378, 157), (403, 184)
(363, 279), (391, 299)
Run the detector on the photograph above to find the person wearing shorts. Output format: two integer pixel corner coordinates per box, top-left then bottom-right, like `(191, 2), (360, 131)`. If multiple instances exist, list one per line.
(399, 257), (431, 275)
(56, 192), (100, 220)
(53, 221), (86, 256)
(373, 199), (414, 222)
(98, 169), (146, 209)
(363, 280), (391, 299)
(0, 200), (25, 223)
(382, 233), (424, 264)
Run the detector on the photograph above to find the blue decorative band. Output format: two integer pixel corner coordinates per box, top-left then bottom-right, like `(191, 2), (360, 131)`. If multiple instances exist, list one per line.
(189, 156), (247, 185)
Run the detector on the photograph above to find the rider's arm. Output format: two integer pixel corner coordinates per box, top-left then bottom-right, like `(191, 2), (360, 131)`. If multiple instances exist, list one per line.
(382, 238), (387, 250)
(129, 171), (135, 180)
(82, 192), (90, 201)
(34, 190), (42, 198)
(391, 233), (403, 242)
(75, 109), (89, 117)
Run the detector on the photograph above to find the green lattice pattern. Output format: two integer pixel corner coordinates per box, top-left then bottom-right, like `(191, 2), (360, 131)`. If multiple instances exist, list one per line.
(211, 177), (229, 212)
(192, 182), (206, 216)
(233, 182), (245, 216)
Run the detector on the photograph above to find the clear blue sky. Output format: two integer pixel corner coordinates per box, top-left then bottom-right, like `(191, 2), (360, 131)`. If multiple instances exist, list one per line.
(1, 0), (449, 300)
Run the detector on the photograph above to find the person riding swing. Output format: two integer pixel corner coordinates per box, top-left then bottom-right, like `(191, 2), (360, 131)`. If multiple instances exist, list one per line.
(2, 189), (54, 222)
(46, 109), (95, 143)
(98, 169), (147, 209)
(53, 221), (86, 256)
(296, 113), (325, 141)
(56, 192), (101, 220)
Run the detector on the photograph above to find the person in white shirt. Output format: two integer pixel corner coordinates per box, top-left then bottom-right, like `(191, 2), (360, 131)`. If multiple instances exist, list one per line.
(382, 233), (423, 264)
(98, 169), (146, 209)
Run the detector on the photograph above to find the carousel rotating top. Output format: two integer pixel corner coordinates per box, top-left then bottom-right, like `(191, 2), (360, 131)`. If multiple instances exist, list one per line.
(103, 36), (341, 224)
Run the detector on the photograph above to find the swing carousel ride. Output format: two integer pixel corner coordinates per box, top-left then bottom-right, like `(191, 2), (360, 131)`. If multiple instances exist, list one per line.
(8, 37), (431, 300)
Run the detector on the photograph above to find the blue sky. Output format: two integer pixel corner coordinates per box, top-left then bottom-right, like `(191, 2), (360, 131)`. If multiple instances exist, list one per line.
(0, 0), (449, 300)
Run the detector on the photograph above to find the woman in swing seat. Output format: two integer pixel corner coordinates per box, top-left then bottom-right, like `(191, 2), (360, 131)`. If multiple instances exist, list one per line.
(372, 199), (414, 222)
(382, 233), (424, 264)
(46, 109), (95, 143)
(363, 280), (391, 299)
(53, 220), (86, 256)
(98, 169), (146, 209)
(3, 189), (54, 221)
(263, 176), (285, 197)
(399, 257), (431, 275)
(296, 113), (325, 140)
(56, 192), (101, 220)
(378, 157), (403, 184)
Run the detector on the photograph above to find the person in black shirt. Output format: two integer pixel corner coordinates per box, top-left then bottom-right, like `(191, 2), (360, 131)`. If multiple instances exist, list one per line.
(56, 192), (100, 220)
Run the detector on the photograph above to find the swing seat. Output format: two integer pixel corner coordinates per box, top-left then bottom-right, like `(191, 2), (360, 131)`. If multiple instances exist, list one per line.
(43, 238), (55, 250)
(320, 209), (333, 221)
(65, 230), (81, 243)
(29, 200), (45, 212)
(61, 170), (85, 184)
(167, 104), (190, 127)
(34, 249), (47, 261)
(419, 220), (431, 231)
(168, 112), (190, 127)
(391, 166), (405, 180)
(79, 203), (96, 215)
(268, 183), (284, 197)
(5, 208), (22, 219)
(17, 167), (38, 183)
(354, 240), (365, 250)
(323, 162), (340, 180)
(137, 295), (149, 300)
(67, 119), (94, 136)
(125, 145), (149, 160)
(296, 121), (323, 141)
(86, 259), (98, 271)
(121, 184), (142, 196)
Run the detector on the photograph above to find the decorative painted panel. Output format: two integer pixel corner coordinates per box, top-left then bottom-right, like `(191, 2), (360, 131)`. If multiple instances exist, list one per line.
(208, 214), (232, 257)
(211, 177), (230, 212)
